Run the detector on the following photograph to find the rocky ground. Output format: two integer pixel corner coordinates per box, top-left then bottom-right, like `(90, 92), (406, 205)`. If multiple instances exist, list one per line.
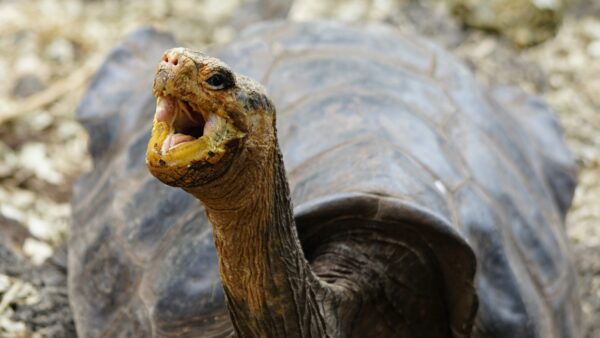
(0, 0), (598, 337)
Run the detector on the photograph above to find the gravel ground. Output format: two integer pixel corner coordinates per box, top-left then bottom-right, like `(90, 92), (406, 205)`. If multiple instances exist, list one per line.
(0, 0), (598, 337)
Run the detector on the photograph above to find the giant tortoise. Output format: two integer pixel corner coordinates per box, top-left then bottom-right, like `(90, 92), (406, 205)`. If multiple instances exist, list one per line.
(69, 21), (580, 337)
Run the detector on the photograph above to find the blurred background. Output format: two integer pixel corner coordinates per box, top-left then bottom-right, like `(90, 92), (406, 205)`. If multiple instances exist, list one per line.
(0, 0), (598, 337)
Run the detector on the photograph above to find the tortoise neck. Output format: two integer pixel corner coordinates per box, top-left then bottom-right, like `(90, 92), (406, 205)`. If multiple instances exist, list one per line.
(188, 143), (333, 338)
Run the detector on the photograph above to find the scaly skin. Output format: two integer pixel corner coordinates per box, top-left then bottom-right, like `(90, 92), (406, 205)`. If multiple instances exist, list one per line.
(146, 48), (337, 338)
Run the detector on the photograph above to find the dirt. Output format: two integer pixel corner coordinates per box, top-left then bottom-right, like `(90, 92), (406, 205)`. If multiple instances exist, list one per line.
(0, 0), (598, 337)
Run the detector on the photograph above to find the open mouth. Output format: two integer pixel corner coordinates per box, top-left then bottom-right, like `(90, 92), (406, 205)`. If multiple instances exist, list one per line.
(158, 97), (207, 152)
(146, 95), (244, 169)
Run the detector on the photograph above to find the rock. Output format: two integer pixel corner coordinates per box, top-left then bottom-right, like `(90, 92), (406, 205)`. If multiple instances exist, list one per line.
(449, 0), (572, 47)
(18, 143), (62, 185)
(0, 215), (30, 260)
(11, 74), (46, 99)
(45, 38), (76, 64)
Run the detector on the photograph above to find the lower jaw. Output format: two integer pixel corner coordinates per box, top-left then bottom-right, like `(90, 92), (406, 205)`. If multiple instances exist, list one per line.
(146, 123), (245, 188)
(147, 115), (234, 165)
(146, 140), (240, 189)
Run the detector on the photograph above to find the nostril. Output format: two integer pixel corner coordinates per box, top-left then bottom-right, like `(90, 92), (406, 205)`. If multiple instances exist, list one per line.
(162, 53), (179, 66)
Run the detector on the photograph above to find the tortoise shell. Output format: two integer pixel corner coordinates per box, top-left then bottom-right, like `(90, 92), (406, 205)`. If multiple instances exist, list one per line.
(69, 22), (579, 337)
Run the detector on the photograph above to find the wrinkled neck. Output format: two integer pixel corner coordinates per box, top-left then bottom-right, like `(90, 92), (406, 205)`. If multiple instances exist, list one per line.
(187, 143), (332, 338)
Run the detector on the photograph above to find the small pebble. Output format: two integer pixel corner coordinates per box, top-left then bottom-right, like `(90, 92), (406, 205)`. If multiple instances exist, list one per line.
(45, 37), (76, 64)
(23, 238), (53, 265)
(11, 74), (46, 99)
(587, 40), (600, 57)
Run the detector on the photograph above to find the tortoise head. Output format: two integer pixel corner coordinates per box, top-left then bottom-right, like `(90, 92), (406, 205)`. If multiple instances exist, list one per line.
(146, 48), (275, 188)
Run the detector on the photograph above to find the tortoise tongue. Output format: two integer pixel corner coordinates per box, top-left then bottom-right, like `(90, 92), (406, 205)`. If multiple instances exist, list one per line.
(170, 133), (196, 147)
(162, 133), (196, 153)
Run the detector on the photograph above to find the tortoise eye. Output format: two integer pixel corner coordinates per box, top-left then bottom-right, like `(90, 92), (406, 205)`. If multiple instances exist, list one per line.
(206, 73), (229, 89)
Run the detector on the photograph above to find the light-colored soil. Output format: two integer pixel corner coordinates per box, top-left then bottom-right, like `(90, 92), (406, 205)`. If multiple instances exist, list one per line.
(0, 1), (597, 337)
